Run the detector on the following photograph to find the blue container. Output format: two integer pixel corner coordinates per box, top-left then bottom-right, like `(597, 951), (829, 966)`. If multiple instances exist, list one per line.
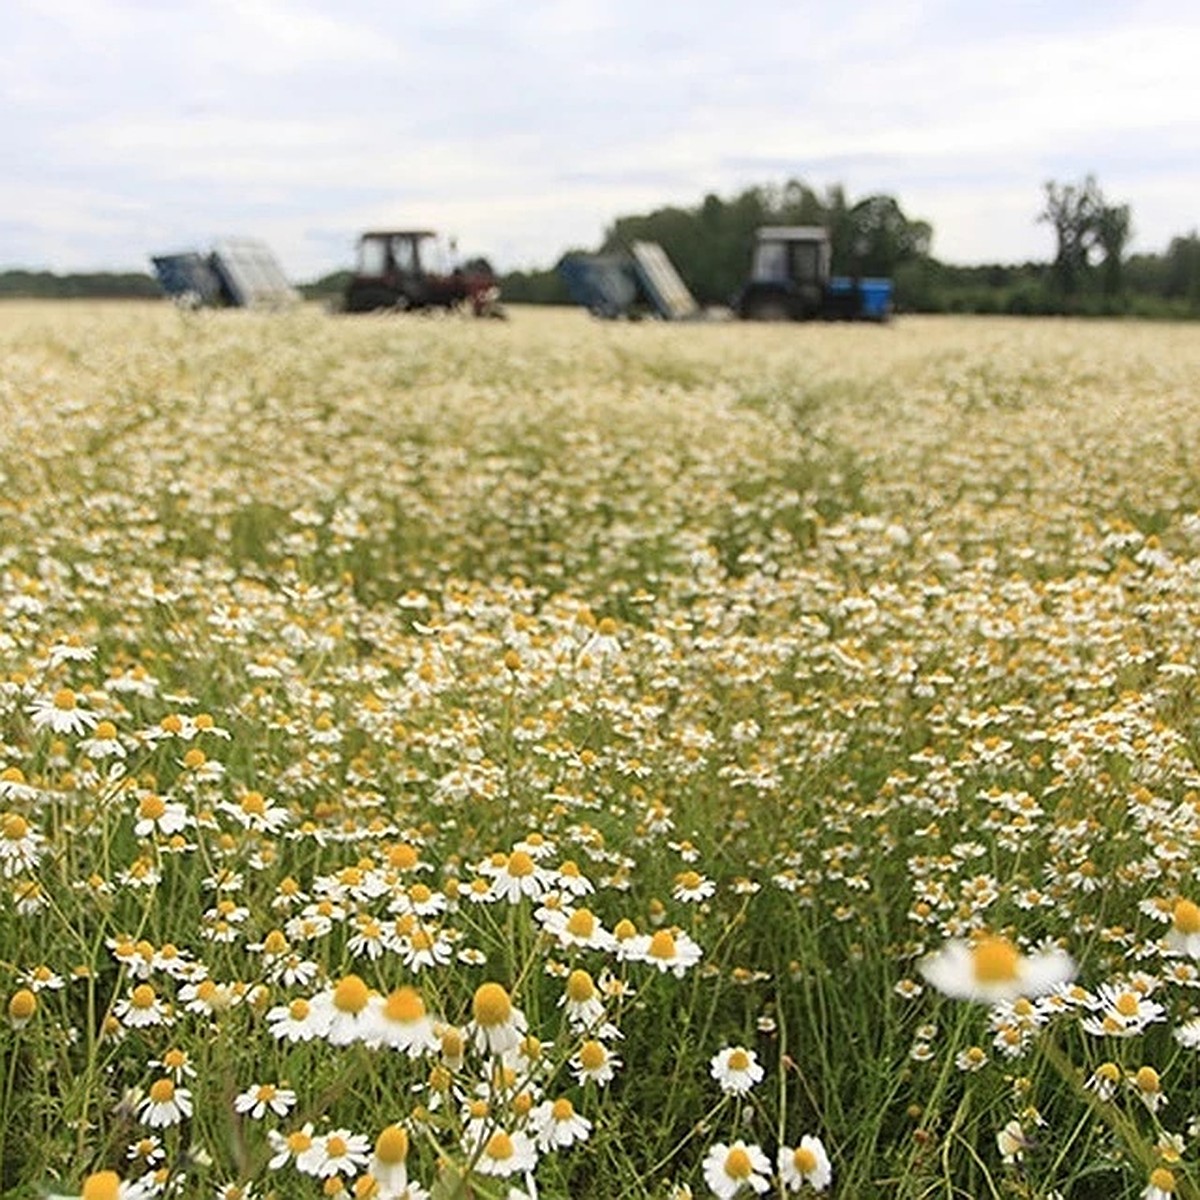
(858, 278), (893, 320)
(825, 276), (893, 320)
(151, 253), (225, 306)
(559, 255), (639, 318)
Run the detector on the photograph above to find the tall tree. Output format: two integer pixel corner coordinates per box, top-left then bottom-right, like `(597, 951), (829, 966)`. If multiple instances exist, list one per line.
(1095, 202), (1132, 298)
(1039, 176), (1102, 297)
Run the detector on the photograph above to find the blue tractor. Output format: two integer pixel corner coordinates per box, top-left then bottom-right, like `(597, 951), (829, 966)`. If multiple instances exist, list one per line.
(734, 227), (892, 322)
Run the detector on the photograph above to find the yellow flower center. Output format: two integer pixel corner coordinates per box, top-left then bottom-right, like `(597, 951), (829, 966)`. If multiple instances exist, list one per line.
(1135, 1065), (1160, 1093)
(148, 1078), (175, 1103)
(138, 795), (166, 821)
(1149, 1167), (1176, 1192)
(551, 1097), (575, 1121)
(566, 969), (595, 1003)
(1115, 992), (1140, 1017)
(240, 791), (266, 816)
(389, 843), (419, 869)
(971, 936), (1020, 983)
(263, 930), (288, 954)
(327, 1135), (348, 1158)
(160, 714), (183, 734)
(333, 974), (370, 1014)
(53, 688), (77, 711)
(677, 871), (703, 891)
(485, 1132), (513, 1161)
(1173, 899), (1200, 935)
(8, 988), (37, 1020)
(507, 850), (535, 878)
(578, 1040), (606, 1070)
(727, 1049), (750, 1071)
(472, 982), (512, 1027)
(409, 883), (433, 904)
(288, 1130), (313, 1153)
(94, 720), (118, 740)
(289, 998), (310, 1020)
(566, 909), (596, 938)
(468, 1099), (490, 1119)
(441, 1027), (464, 1059)
(2, 813), (30, 840)
(375, 1124), (409, 1164)
(560, 859), (581, 877)
(81, 1171), (122, 1200)
(256, 1084), (277, 1102)
(794, 1146), (818, 1173)
(384, 987), (425, 1023)
(182, 747), (206, 770)
(648, 930), (678, 960)
(725, 1147), (752, 1179)
(131, 984), (156, 1009)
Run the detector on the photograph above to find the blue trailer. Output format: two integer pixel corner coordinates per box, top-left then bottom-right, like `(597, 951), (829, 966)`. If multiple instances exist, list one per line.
(151, 239), (299, 309)
(559, 241), (700, 320)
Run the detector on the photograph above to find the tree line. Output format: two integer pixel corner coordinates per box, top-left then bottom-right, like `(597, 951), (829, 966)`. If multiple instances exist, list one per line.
(0, 270), (162, 300)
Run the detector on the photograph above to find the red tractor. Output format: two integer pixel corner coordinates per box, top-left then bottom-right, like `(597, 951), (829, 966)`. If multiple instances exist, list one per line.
(343, 230), (504, 317)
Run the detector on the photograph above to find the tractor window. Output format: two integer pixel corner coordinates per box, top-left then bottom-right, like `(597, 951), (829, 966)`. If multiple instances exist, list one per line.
(752, 242), (788, 283)
(358, 238), (388, 276)
(790, 241), (821, 285)
(391, 237), (419, 274)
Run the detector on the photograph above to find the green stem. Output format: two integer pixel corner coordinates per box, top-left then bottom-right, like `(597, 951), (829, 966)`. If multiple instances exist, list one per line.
(1038, 1028), (1199, 1200)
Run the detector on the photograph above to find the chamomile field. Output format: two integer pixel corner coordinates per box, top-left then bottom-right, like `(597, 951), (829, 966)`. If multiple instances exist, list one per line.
(3, 302), (1200, 1200)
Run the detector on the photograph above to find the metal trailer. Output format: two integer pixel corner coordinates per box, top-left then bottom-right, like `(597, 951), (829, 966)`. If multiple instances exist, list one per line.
(559, 241), (700, 320)
(150, 238), (299, 309)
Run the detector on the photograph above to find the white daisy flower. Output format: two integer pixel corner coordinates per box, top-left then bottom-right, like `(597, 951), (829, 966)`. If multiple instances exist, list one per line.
(778, 1135), (832, 1192)
(919, 935), (1074, 1002)
(710, 1046), (764, 1096)
(702, 1140), (771, 1198)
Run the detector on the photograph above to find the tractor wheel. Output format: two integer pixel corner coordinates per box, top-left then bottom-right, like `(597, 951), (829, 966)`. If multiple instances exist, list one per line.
(345, 284), (400, 314)
(747, 296), (791, 322)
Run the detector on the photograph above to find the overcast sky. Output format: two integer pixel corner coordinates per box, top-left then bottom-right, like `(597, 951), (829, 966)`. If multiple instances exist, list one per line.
(4, 0), (1198, 280)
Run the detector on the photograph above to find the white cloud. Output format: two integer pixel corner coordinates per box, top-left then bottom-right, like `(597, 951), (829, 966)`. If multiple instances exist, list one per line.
(2, 0), (1198, 275)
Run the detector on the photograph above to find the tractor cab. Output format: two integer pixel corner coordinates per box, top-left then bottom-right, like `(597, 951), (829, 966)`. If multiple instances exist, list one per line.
(343, 230), (502, 316)
(738, 227), (830, 320)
